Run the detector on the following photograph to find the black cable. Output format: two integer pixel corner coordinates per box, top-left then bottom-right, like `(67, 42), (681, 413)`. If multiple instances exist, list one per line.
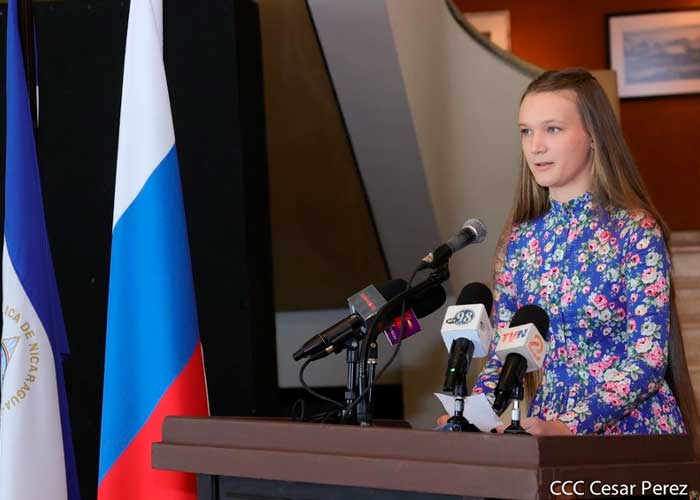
(290, 398), (306, 421)
(303, 408), (337, 422)
(321, 409), (342, 424)
(371, 266), (422, 385)
(298, 354), (345, 411)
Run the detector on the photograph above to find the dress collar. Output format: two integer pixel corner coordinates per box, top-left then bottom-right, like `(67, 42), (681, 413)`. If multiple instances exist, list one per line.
(548, 191), (593, 217)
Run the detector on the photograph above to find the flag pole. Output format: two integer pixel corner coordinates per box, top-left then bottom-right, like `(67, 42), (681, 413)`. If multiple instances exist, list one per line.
(18, 0), (38, 128)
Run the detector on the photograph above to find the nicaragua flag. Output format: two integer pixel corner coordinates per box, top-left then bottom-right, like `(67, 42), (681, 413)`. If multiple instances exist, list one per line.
(0, 0), (80, 499)
(97, 0), (209, 499)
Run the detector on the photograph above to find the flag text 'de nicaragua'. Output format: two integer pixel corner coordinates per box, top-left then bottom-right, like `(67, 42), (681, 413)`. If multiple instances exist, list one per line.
(1, 1), (80, 499)
(97, 0), (208, 499)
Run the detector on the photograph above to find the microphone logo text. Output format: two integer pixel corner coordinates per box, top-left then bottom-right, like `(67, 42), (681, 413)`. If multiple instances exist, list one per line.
(360, 292), (377, 312)
(501, 327), (528, 343)
(446, 309), (474, 325)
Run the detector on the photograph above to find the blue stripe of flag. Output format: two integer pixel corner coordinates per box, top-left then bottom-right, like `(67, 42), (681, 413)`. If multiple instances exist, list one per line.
(98, 146), (201, 482)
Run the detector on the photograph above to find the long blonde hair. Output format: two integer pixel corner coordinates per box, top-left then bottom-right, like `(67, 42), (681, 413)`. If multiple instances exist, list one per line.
(498, 68), (670, 400)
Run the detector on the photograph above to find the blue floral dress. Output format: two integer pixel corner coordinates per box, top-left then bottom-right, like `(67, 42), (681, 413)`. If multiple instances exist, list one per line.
(473, 192), (685, 434)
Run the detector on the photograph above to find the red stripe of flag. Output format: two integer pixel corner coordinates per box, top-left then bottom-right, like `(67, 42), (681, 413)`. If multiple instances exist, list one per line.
(98, 345), (208, 500)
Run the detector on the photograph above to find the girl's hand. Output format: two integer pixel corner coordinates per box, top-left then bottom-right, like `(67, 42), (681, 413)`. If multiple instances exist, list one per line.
(521, 417), (572, 436)
(437, 414), (507, 433)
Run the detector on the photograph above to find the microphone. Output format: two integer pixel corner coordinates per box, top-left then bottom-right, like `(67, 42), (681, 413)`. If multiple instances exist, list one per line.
(441, 282), (494, 393)
(356, 274), (450, 426)
(292, 279), (406, 361)
(419, 218), (487, 270)
(383, 284), (447, 345)
(491, 305), (550, 416)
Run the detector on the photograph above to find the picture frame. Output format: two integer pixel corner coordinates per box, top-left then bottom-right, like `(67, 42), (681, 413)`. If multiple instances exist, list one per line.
(608, 9), (700, 98)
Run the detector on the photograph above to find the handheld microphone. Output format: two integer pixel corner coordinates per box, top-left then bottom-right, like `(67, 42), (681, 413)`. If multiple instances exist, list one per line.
(441, 282), (494, 393)
(491, 304), (550, 415)
(292, 279), (406, 361)
(419, 218), (487, 270)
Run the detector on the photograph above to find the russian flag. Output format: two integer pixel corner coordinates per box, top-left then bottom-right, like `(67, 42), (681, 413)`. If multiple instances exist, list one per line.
(0, 0), (80, 499)
(97, 0), (209, 499)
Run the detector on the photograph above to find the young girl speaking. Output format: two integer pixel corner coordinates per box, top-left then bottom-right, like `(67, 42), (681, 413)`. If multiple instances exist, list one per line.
(459, 69), (685, 436)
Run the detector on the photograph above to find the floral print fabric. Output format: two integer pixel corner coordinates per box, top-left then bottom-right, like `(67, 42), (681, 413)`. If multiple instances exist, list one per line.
(473, 192), (685, 434)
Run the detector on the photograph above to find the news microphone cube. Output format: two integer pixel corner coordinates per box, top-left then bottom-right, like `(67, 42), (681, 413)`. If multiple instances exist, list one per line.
(440, 304), (493, 358)
(347, 285), (388, 322)
(495, 323), (548, 372)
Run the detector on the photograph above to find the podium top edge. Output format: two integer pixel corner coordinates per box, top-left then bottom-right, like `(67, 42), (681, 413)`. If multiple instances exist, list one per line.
(159, 416), (695, 468)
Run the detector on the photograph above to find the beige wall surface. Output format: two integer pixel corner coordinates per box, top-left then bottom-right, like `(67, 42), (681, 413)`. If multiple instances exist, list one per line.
(386, 0), (539, 428)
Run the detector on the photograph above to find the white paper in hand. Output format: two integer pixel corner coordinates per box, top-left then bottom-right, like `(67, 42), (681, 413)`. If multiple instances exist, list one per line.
(434, 392), (503, 432)
(434, 392), (457, 414)
(464, 393), (504, 431)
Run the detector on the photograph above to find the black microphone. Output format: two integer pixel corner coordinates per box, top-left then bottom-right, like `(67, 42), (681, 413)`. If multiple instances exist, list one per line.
(380, 282), (447, 339)
(292, 279), (406, 361)
(491, 305), (550, 415)
(407, 283), (447, 318)
(293, 281), (446, 361)
(438, 282), (493, 433)
(442, 283), (494, 393)
(419, 218), (487, 270)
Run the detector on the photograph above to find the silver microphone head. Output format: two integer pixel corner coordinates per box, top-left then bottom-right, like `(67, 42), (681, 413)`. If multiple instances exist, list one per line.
(446, 218), (487, 252)
(463, 218), (487, 244)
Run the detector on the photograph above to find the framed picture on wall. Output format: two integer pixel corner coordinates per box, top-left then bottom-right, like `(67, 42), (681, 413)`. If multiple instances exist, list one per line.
(608, 9), (700, 98)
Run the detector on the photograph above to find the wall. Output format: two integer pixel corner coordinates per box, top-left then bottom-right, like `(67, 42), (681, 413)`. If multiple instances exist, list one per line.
(257, 0), (390, 312)
(306, 0), (442, 282)
(385, 0), (537, 427)
(456, 0), (700, 230)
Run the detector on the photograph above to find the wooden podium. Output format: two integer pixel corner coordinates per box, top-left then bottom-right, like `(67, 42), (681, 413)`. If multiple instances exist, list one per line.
(153, 417), (700, 500)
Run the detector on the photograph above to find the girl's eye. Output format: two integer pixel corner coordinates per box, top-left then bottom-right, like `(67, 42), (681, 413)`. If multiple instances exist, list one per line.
(548, 126), (562, 133)
(520, 128), (532, 136)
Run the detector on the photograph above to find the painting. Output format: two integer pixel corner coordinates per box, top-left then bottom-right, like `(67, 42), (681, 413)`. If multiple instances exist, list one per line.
(608, 10), (700, 98)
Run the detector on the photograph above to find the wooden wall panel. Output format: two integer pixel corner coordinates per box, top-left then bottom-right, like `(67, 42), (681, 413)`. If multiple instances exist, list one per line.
(258, 0), (389, 311)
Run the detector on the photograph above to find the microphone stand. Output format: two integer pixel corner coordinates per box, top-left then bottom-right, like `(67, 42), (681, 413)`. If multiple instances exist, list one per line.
(340, 337), (361, 424)
(356, 337), (379, 426)
(446, 382), (480, 432)
(366, 339), (379, 415)
(356, 265), (450, 427)
(504, 384), (528, 434)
